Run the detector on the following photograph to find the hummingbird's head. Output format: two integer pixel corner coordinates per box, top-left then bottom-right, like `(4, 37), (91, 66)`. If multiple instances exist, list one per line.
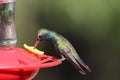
(37, 28), (54, 41)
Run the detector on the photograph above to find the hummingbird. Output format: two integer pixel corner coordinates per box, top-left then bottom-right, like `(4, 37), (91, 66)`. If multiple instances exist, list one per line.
(34, 28), (91, 75)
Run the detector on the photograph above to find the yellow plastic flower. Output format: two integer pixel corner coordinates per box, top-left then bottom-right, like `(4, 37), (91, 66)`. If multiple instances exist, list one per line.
(24, 44), (44, 55)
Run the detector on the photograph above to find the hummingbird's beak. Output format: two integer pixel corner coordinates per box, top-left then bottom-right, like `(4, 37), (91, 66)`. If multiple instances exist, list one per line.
(34, 38), (40, 49)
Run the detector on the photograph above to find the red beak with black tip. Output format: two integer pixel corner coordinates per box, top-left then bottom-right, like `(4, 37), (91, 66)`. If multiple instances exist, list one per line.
(34, 39), (40, 49)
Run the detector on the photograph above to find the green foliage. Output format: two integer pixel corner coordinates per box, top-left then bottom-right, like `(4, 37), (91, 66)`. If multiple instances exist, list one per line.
(16, 0), (120, 80)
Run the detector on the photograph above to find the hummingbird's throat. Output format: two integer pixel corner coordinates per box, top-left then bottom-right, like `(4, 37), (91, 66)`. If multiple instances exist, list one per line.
(34, 39), (40, 48)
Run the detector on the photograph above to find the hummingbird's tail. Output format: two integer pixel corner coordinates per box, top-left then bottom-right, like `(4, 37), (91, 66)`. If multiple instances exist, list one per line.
(77, 58), (91, 75)
(66, 55), (91, 75)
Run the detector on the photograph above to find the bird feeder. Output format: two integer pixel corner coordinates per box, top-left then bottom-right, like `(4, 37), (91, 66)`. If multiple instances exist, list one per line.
(0, 0), (62, 80)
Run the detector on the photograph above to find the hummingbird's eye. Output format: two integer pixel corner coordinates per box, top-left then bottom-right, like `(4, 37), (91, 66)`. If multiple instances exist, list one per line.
(38, 36), (42, 39)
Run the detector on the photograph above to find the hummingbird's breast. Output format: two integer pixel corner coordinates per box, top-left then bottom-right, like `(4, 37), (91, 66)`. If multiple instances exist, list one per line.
(50, 35), (62, 48)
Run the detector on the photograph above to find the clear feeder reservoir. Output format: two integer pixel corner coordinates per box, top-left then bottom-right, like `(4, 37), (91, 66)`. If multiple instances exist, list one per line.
(0, 0), (16, 47)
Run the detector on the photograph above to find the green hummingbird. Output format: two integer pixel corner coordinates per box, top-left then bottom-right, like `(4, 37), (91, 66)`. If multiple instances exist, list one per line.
(34, 28), (91, 75)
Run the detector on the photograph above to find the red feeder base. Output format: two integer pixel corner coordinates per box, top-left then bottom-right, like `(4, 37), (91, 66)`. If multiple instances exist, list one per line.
(0, 48), (61, 80)
(0, 69), (39, 80)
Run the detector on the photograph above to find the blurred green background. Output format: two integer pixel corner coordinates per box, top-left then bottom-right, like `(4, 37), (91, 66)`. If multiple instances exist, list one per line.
(15, 0), (120, 80)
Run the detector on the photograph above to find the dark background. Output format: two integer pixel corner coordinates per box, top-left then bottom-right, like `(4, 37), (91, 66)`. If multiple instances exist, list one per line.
(16, 0), (120, 80)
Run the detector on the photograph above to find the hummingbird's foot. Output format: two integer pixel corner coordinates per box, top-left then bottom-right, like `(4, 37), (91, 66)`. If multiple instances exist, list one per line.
(59, 56), (66, 61)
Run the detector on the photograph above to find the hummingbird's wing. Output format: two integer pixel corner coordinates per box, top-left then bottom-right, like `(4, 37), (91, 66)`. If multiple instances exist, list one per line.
(60, 46), (91, 75)
(58, 35), (91, 74)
